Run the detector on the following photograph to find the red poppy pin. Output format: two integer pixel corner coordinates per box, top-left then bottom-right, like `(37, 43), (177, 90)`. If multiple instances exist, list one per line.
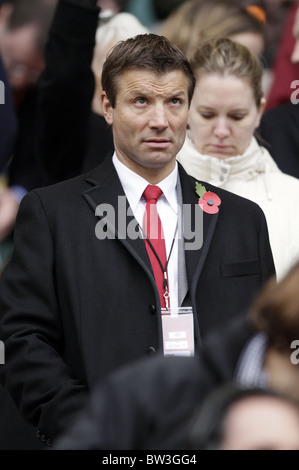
(196, 182), (221, 214)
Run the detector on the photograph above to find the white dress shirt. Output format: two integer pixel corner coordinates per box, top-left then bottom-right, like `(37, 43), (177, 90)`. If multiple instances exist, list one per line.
(113, 153), (179, 309)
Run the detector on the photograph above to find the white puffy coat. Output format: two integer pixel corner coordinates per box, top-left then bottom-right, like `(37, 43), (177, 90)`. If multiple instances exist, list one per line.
(177, 133), (299, 281)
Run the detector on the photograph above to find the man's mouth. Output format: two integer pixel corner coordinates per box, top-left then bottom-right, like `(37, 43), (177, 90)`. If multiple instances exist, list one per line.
(143, 139), (171, 149)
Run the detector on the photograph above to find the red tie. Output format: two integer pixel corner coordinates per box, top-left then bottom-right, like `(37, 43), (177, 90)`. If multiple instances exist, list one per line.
(142, 185), (168, 309)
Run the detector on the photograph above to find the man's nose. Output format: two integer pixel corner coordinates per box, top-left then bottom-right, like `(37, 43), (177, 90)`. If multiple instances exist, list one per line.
(148, 104), (168, 129)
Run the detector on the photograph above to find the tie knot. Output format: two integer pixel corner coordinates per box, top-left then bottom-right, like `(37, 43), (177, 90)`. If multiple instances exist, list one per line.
(143, 185), (163, 204)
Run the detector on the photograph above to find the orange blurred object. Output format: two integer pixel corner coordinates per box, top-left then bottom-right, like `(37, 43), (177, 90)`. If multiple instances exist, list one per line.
(246, 5), (267, 24)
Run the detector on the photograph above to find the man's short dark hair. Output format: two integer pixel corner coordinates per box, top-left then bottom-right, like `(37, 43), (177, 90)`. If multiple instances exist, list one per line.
(101, 33), (196, 108)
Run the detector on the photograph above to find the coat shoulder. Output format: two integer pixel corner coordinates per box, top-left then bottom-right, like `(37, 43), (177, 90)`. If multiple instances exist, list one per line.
(33, 172), (91, 199)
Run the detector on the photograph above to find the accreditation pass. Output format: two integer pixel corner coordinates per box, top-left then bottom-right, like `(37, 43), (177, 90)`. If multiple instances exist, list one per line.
(161, 306), (194, 357)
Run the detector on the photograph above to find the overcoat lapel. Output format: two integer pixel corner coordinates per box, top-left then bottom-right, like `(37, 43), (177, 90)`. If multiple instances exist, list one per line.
(82, 155), (155, 284)
(178, 164), (220, 349)
(178, 164), (219, 294)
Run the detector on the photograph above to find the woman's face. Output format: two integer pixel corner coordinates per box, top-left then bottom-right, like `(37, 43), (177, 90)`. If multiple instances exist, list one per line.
(188, 73), (265, 158)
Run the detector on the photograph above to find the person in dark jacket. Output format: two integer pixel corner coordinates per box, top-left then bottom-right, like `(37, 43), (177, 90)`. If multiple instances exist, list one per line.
(258, 101), (299, 179)
(0, 0), (57, 243)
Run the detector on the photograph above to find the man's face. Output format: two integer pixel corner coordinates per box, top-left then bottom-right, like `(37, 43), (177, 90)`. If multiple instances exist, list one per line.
(0, 23), (44, 92)
(101, 68), (189, 182)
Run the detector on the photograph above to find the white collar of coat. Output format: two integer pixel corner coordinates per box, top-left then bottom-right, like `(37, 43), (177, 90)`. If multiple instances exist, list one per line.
(177, 132), (279, 187)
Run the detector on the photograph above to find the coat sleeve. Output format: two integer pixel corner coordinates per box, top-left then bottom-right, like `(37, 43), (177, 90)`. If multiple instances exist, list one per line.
(0, 190), (88, 443)
(35, 0), (100, 185)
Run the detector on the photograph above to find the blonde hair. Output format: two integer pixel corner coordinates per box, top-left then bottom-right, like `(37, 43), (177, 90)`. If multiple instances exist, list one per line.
(189, 37), (264, 107)
(95, 12), (149, 52)
(159, 0), (265, 60)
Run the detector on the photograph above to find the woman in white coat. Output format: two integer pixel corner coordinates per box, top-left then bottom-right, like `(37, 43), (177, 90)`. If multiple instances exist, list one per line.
(177, 37), (299, 281)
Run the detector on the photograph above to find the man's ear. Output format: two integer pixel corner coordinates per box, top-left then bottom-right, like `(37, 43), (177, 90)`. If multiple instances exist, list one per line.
(101, 91), (113, 125)
(259, 97), (267, 114)
(255, 96), (267, 128)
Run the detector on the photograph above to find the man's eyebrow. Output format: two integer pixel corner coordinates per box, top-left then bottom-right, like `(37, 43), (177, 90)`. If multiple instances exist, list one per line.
(127, 87), (187, 96)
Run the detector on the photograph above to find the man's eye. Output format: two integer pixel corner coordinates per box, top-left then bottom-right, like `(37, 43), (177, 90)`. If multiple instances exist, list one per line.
(171, 98), (182, 105)
(134, 98), (146, 105)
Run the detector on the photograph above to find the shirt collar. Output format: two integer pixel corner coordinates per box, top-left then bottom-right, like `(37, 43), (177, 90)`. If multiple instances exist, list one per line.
(112, 152), (178, 213)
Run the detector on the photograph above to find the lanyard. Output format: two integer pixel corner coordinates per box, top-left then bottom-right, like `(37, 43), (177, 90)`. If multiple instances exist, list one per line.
(140, 223), (178, 309)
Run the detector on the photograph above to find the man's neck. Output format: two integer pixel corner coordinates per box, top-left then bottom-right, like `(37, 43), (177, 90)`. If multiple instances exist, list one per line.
(114, 153), (177, 185)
